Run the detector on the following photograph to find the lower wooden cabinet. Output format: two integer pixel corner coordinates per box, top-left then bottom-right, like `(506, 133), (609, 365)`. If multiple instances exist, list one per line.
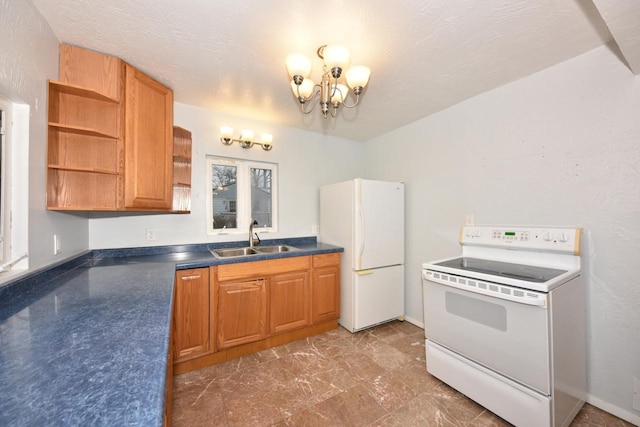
(269, 272), (310, 334)
(172, 268), (212, 362)
(172, 253), (341, 374)
(311, 253), (341, 323)
(216, 279), (267, 349)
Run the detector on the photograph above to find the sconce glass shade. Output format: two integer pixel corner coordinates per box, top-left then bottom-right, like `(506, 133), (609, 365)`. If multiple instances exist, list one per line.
(331, 84), (349, 104)
(220, 126), (234, 139)
(240, 130), (254, 141)
(346, 65), (371, 89)
(291, 79), (314, 98)
(323, 45), (351, 70)
(286, 54), (312, 78)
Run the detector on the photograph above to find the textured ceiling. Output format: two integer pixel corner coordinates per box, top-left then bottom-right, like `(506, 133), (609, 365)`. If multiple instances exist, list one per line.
(31, 0), (625, 141)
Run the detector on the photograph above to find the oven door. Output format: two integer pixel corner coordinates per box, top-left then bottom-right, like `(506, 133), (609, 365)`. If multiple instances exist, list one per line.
(423, 274), (550, 394)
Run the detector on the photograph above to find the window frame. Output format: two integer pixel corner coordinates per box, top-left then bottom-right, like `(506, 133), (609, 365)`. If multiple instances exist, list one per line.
(206, 156), (278, 236)
(0, 101), (8, 265)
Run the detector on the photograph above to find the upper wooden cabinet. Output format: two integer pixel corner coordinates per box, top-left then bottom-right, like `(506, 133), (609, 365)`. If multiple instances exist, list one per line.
(123, 64), (173, 210)
(46, 44), (177, 211)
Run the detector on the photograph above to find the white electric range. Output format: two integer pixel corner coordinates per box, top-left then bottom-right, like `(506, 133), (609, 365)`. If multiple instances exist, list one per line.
(422, 226), (586, 427)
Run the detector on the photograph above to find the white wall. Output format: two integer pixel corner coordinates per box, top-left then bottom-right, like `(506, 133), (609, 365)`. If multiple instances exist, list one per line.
(0, 0), (89, 272)
(88, 103), (364, 248)
(364, 44), (640, 424)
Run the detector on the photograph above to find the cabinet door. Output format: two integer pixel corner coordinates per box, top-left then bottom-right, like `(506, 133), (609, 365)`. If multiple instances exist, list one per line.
(216, 279), (267, 349)
(269, 272), (310, 334)
(312, 265), (340, 324)
(124, 64), (173, 210)
(173, 269), (211, 361)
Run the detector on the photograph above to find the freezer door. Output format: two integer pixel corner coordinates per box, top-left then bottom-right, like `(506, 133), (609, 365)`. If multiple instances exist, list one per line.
(352, 265), (404, 331)
(355, 179), (404, 270)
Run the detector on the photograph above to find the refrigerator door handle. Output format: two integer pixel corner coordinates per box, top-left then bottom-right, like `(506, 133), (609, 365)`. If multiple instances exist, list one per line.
(356, 269), (373, 276)
(358, 202), (365, 269)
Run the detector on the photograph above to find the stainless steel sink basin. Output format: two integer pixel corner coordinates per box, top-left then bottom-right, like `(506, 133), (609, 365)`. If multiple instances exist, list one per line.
(211, 247), (259, 258)
(210, 245), (299, 258)
(255, 245), (298, 253)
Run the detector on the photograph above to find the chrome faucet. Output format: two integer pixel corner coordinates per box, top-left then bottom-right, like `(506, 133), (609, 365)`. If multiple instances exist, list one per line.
(249, 219), (260, 247)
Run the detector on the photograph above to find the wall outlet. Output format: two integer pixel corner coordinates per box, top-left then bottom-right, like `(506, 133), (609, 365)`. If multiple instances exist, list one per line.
(53, 234), (61, 255)
(146, 229), (157, 241)
(465, 214), (475, 225)
(633, 377), (640, 411)
(311, 225), (319, 234)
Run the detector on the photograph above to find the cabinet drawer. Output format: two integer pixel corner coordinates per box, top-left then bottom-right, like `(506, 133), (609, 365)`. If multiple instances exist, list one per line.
(217, 256), (310, 282)
(312, 253), (341, 268)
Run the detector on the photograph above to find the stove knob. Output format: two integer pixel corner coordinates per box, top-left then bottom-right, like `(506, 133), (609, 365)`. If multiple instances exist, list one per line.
(558, 232), (567, 242)
(543, 231), (551, 241)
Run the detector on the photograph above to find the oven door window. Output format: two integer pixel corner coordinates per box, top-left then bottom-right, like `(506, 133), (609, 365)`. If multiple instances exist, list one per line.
(424, 279), (550, 395)
(445, 292), (507, 331)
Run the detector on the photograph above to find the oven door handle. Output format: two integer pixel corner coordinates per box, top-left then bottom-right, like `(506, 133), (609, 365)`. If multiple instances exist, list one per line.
(422, 270), (547, 307)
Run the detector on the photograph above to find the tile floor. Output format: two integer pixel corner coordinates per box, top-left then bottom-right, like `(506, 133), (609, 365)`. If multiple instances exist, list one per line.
(172, 321), (634, 426)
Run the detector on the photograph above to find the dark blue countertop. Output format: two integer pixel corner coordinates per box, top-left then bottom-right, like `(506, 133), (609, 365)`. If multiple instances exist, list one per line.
(0, 237), (342, 426)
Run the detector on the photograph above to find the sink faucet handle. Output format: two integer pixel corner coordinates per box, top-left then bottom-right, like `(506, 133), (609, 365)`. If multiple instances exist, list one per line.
(249, 219), (259, 247)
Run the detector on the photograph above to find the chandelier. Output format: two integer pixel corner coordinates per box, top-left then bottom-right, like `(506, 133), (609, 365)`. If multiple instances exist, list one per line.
(286, 45), (371, 118)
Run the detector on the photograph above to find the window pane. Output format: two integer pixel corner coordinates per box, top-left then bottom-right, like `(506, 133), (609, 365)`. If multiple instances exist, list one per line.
(250, 167), (272, 227)
(211, 164), (237, 229)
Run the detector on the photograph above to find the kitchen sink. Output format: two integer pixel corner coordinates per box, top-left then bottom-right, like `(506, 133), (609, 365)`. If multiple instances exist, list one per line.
(211, 247), (259, 258)
(255, 245), (298, 253)
(210, 245), (299, 258)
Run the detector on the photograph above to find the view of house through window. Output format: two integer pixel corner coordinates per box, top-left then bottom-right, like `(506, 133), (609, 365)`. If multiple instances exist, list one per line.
(207, 157), (278, 234)
(250, 167), (273, 227)
(211, 163), (238, 229)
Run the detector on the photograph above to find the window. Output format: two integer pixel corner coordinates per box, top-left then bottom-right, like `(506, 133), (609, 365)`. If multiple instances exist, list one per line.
(0, 104), (6, 265)
(206, 157), (278, 235)
(0, 96), (29, 275)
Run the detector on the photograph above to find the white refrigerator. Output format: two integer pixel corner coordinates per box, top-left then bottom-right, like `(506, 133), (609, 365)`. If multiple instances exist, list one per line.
(320, 178), (405, 332)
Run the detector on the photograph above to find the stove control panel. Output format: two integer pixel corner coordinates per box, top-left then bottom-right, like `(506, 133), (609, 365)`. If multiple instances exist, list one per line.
(460, 226), (582, 255)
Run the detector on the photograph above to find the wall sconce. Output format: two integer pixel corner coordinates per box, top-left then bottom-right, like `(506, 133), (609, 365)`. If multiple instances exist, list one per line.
(220, 126), (273, 151)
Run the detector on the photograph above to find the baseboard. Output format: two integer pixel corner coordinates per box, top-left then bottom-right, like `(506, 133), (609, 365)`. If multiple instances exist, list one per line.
(586, 394), (640, 426)
(404, 315), (424, 329)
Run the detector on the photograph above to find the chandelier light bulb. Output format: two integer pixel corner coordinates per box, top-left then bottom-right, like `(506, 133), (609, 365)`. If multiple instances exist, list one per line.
(286, 54), (311, 79)
(291, 79), (315, 99)
(346, 66), (371, 90)
(322, 45), (351, 71)
(331, 84), (349, 104)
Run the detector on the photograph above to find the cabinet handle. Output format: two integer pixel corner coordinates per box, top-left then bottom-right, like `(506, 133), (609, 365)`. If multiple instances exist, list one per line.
(180, 275), (201, 280)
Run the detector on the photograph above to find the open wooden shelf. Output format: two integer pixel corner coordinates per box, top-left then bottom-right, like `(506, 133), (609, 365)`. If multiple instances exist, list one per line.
(172, 126), (192, 213)
(48, 80), (119, 103)
(47, 164), (118, 175)
(48, 122), (119, 139)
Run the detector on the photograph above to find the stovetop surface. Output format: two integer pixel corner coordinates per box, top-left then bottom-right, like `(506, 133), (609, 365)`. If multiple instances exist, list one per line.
(433, 257), (567, 283)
